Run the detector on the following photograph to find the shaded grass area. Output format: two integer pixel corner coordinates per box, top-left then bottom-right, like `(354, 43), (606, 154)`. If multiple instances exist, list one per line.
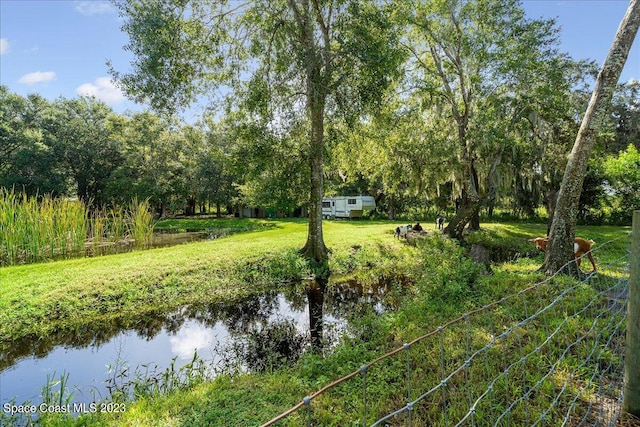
(1, 221), (629, 426)
(154, 217), (276, 237)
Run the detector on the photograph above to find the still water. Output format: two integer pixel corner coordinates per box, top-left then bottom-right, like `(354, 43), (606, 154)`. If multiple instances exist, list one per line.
(0, 281), (401, 410)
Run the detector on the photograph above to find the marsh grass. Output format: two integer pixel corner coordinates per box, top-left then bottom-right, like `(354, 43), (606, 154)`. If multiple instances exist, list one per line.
(0, 189), (88, 266)
(127, 197), (155, 247)
(41, 371), (74, 408)
(104, 351), (212, 402)
(0, 190), (156, 266)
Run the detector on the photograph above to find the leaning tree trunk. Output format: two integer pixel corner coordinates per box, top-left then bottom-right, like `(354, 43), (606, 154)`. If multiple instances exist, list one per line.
(444, 118), (481, 239)
(545, 0), (640, 275)
(545, 190), (558, 236)
(445, 155), (481, 239)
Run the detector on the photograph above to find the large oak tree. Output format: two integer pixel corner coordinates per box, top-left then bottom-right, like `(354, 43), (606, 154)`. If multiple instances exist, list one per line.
(405, 0), (568, 239)
(110, 0), (403, 267)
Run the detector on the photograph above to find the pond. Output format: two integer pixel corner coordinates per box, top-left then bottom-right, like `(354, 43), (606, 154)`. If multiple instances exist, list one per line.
(0, 279), (405, 414)
(1, 230), (224, 267)
(83, 231), (213, 257)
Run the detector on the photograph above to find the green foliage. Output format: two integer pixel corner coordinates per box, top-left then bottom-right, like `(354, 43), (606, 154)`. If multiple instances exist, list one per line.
(105, 112), (203, 214)
(0, 88), (68, 197)
(109, 1), (219, 114)
(610, 80), (640, 153)
(106, 352), (211, 401)
(1, 87), (240, 218)
(229, 119), (309, 213)
(44, 97), (122, 206)
(0, 2), (638, 226)
(404, 0), (573, 228)
(604, 144), (640, 224)
(409, 234), (483, 313)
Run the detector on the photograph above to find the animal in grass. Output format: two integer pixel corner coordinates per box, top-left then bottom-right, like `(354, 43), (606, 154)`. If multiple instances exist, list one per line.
(436, 216), (446, 230)
(412, 222), (423, 232)
(528, 236), (597, 271)
(394, 224), (413, 239)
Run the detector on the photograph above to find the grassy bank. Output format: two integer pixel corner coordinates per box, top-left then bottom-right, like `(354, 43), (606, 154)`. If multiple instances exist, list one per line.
(0, 219), (414, 347)
(1, 220), (629, 426)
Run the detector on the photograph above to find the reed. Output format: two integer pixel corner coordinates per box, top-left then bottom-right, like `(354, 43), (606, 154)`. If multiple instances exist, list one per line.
(56, 198), (87, 256)
(88, 208), (106, 250)
(108, 206), (127, 242)
(127, 197), (155, 248)
(0, 189), (155, 266)
(0, 188), (19, 264)
(41, 371), (74, 408)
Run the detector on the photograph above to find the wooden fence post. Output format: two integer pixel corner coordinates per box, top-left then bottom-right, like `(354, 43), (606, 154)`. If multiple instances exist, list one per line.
(624, 210), (640, 417)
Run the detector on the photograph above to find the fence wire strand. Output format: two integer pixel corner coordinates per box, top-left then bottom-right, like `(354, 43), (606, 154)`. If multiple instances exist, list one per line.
(261, 237), (631, 427)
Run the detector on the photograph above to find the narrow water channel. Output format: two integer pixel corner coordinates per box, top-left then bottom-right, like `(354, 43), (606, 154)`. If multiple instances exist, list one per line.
(0, 279), (403, 411)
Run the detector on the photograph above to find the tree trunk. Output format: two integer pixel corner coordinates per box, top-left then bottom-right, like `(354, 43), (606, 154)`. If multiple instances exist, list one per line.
(185, 197), (196, 216)
(545, 190), (558, 236)
(300, 101), (329, 267)
(445, 194), (480, 239)
(545, 0), (640, 275)
(445, 148), (480, 239)
(76, 176), (89, 206)
(289, 0), (330, 271)
(388, 195), (396, 220)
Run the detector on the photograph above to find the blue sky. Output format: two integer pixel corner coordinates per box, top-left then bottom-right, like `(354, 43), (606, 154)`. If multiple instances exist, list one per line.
(1, 0), (639, 120)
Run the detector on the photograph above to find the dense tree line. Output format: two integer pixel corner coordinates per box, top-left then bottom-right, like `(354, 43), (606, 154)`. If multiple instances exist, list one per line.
(1, 0), (639, 232)
(0, 87), (237, 216)
(2, 76), (637, 223)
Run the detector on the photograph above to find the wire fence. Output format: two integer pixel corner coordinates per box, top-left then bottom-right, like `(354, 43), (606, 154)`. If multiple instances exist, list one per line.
(262, 236), (632, 426)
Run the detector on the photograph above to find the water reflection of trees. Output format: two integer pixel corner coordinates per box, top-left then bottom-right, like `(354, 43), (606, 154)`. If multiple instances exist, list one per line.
(1, 275), (409, 371)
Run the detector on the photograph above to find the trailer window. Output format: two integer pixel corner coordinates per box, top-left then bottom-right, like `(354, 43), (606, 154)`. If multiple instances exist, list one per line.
(322, 202), (331, 208)
(348, 198), (357, 204)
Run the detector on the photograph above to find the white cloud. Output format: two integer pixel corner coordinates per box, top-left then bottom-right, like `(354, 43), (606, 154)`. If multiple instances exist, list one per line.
(18, 71), (56, 85)
(0, 39), (8, 55)
(76, 77), (125, 104)
(75, 1), (114, 16)
(169, 323), (218, 359)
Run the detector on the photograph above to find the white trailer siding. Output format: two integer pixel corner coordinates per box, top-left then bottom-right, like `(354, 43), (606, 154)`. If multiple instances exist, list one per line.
(322, 196), (376, 219)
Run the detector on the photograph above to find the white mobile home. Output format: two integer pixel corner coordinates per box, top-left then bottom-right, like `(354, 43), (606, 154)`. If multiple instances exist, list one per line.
(322, 196), (376, 219)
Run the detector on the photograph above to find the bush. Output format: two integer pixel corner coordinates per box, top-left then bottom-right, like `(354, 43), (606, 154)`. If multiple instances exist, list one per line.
(409, 234), (483, 310)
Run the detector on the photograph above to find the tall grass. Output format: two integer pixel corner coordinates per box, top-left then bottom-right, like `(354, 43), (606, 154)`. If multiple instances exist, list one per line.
(0, 189), (156, 266)
(0, 189), (87, 265)
(127, 197), (155, 247)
